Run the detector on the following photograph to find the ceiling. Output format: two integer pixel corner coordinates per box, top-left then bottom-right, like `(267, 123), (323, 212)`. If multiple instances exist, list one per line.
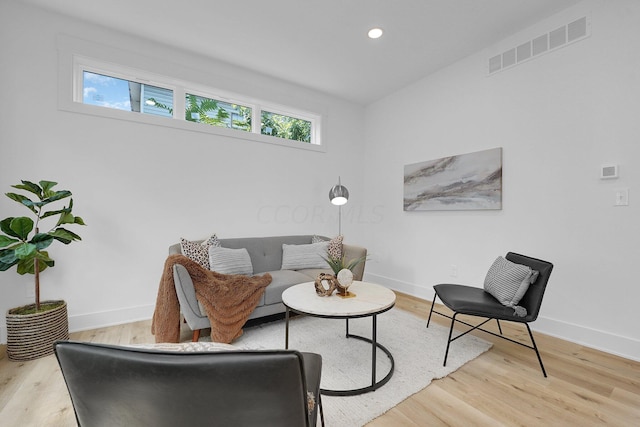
(21, 0), (582, 105)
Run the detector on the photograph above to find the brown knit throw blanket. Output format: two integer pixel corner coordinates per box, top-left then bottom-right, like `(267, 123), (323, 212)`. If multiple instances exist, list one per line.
(151, 254), (272, 344)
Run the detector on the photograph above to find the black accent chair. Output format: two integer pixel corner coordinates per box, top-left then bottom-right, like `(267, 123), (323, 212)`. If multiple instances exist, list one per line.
(55, 341), (323, 427)
(427, 252), (554, 377)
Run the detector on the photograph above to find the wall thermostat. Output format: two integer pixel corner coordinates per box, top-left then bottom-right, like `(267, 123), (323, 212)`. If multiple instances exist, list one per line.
(600, 164), (618, 179)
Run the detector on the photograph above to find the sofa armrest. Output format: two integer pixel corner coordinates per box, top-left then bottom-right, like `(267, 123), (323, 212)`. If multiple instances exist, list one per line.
(342, 243), (367, 281)
(173, 264), (209, 331)
(169, 243), (183, 255)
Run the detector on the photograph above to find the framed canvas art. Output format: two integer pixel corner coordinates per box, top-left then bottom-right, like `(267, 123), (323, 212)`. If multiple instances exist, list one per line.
(404, 147), (502, 211)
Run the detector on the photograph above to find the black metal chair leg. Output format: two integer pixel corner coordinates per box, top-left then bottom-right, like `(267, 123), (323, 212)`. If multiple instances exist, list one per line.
(426, 291), (437, 328)
(496, 319), (503, 335)
(443, 313), (457, 367)
(526, 323), (547, 377)
(318, 393), (325, 427)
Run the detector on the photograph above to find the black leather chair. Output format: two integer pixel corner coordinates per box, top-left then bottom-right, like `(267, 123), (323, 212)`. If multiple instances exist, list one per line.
(55, 341), (323, 427)
(427, 252), (553, 376)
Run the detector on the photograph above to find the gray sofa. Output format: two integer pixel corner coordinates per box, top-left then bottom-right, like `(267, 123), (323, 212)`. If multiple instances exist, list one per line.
(168, 235), (367, 341)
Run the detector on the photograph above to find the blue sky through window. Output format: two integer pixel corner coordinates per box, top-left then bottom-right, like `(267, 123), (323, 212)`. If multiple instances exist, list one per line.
(83, 71), (131, 110)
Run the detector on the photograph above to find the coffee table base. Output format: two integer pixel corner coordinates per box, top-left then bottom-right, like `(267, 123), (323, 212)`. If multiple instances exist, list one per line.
(285, 308), (395, 396)
(321, 332), (395, 397)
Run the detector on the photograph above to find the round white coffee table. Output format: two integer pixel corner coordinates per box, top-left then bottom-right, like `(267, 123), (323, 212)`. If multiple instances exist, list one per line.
(282, 281), (396, 396)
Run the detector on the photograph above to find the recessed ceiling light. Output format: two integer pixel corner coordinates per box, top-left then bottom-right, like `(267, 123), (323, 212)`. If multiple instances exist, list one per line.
(368, 28), (383, 39)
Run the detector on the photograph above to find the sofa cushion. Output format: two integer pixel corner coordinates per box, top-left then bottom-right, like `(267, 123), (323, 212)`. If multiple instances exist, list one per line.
(263, 270), (315, 305)
(281, 241), (329, 270)
(180, 235), (220, 269)
(209, 247), (253, 275)
(219, 235), (314, 274)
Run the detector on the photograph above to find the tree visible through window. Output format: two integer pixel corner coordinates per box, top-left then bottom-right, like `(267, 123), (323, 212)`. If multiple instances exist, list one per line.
(261, 111), (311, 143)
(76, 62), (320, 146)
(184, 94), (251, 131)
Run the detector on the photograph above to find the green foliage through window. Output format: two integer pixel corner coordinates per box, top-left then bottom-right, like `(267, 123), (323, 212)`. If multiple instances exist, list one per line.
(261, 111), (311, 143)
(76, 63), (320, 145)
(184, 94), (251, 131)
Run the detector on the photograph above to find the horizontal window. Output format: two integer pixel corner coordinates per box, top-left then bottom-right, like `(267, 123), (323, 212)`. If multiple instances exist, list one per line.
(185, 94), (251, 132)
(261, 111), (311, 143)
(83, 71), (173, 118)
(72, 57), (322, 147)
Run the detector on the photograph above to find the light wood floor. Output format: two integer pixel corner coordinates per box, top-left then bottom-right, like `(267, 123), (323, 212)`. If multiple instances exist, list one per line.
(1, 292), (638, 426)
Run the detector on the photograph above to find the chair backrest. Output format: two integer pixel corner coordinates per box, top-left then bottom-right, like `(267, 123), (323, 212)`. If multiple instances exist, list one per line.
(505, 252), (554, 321)
(55, 341), (315, 427)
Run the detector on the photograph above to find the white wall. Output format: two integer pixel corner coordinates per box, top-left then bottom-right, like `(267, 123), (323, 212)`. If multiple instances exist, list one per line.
(2, 1), (637, 362)
(0, 2), (366, 342)
(362, 0), (639, 361)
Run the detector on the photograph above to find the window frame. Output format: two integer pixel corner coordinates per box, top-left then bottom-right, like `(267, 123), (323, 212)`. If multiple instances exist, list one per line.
(68, 55), (323, 150)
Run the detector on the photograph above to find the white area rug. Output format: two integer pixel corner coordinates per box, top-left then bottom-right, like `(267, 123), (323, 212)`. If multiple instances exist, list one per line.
(229, 308), (492, 426)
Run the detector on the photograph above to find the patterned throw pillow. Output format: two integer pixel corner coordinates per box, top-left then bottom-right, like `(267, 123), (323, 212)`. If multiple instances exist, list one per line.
(483, 256), (539, 317)
(312, 235), (343, 260)
(180, 234), (220, 269)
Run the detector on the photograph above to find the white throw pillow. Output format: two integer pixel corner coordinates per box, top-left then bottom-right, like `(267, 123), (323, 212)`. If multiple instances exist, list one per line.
(209, 246), (253, 275)
(281, 241), (329, 270)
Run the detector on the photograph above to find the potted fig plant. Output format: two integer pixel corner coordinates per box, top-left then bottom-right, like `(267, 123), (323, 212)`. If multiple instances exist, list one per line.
(0, 180), (85, 361)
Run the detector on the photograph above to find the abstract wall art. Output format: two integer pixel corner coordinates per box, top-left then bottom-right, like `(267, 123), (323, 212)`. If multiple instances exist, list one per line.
(403, 147), (502, 211)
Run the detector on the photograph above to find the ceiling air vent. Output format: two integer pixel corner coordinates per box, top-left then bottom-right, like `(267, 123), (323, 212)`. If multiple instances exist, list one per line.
(488, 15), (590, 75)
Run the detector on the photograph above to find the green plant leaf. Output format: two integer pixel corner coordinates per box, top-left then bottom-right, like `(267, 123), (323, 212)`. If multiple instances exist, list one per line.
(57, 212), (75, 225)
(321, 254), (367, 275)
(31, 233), (54, 250)
(32, 190), (72, 207)
(9, 217), (34, 240)
(0, 235), (19, 248)
(16, 257), (36, 275)
(5, 192), (38, 214)
(3, 180), (85, 277)
(50, 227), (82, 244)
(15, 250), (53, 275)
(320, 255), (343, 275)
(0, 248), (18, 265)
(14, 242), (37, 259)
(12, 181), (42, 198)
(0, 255), (18, 271)
(39, 180), (58, 195)
(40, 208), (66, 219)
(36, 250), (54, 267)
(0, 218), (19, 238)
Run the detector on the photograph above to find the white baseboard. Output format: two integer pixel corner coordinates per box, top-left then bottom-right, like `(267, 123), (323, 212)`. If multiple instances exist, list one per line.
(68, 304), (155, 335)
(365, 272), (640, 362)
(0, 304), (155, 345)
(533, 316), (640, 362)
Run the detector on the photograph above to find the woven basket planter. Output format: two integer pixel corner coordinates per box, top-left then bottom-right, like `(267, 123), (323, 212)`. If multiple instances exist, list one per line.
(6, 300), (69, 361)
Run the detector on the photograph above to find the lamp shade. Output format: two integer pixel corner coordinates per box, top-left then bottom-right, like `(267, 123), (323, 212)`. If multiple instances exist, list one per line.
(329, 178), (349, 206)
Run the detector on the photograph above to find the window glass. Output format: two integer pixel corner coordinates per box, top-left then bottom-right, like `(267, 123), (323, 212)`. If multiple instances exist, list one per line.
(82, 71), (173, 117)
(261, 111), (312, 143)
(73, 59), (321, 147)
(185, 94), (251, 131)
